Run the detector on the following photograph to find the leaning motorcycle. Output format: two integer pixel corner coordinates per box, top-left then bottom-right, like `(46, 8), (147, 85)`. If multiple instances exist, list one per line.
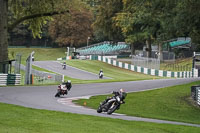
(99, 72), (103, 79)
(55, 83), (68, 97)
(62, 64), (66, 70)
(97, 94), (125, 115)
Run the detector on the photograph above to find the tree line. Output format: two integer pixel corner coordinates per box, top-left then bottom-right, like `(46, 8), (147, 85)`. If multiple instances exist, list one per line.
(1, 0), (200, 63)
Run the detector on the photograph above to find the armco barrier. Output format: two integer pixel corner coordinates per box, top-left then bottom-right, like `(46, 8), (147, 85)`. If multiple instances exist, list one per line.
(0, 74), (21, 86)
(90, 55), (198, 78)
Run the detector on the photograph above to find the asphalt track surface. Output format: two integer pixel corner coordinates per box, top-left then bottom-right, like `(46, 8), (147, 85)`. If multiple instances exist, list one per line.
(33, 61), (110, 80)
(1, 61), (200, 127)
(1, 78), (200, 127)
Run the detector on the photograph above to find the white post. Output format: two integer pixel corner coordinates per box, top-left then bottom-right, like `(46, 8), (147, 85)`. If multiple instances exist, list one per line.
(62, 75), (64, 82)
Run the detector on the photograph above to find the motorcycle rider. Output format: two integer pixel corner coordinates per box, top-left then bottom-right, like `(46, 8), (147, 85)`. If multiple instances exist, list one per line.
(99, 69), (103, 78)
(55, 80), (72, 97)
(64, 80), (72, 91)
(101, 88), (127, 105)
(63, 62), (66, 69)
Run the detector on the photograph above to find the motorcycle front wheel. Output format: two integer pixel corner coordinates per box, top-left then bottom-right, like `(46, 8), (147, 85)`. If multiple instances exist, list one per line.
(55, 92), (60, 97)
(97, 106), (102, 113)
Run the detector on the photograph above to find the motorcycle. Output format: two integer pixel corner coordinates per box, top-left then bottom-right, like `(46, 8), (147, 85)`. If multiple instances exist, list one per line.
(99, 72), (103, 79)
(55, 83), (69, 97)
(97, 93), (125, 115)
(63, 64), (66, 70)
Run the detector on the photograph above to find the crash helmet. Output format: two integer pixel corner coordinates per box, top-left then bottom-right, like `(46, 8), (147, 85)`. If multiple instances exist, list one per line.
(120, 88), (125, 93)
(67, 80), (71, 83)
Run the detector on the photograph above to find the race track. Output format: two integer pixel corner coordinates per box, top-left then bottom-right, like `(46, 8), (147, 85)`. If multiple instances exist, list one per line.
(33, 61), (110, 80)
(0, 78), (200, 127)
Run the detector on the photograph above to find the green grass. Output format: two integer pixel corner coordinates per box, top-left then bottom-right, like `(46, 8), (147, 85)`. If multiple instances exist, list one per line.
(74, 81), (200, 124)
(160, 58), (192, 72)
(8, 48), (67, 85)
(8, 48), (162, 84)
(65, 60), (162, 83)
(114, 58), (192, 72)
(8, 48), (66, 64)
(0, 103), (199, 133)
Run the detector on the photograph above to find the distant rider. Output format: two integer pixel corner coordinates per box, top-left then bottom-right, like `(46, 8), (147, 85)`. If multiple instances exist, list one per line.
(99, 69), (103, 78)
(63, 62), (66, 69)
(55, 80), (72, 97)
(64, 80), (72, 91)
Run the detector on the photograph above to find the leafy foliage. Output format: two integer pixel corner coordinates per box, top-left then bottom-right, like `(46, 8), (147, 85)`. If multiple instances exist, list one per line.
(93, 0), (124, 42)
(48, 7), (93, 47)
(8, 0), (72, 38)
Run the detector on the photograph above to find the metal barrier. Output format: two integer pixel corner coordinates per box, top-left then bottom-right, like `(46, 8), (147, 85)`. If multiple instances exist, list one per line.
(14, 54), (21, 74)
(20, 64), (62, 85)
(94, 55), (198, 78)
(132, 55), (160, 70)
(0, 74), (21, 86)
(191, 85), (200, 106)
(32, 69), (62, 84)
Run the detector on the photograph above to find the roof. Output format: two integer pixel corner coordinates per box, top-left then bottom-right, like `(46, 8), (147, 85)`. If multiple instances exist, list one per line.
(169, 40), (190, 48)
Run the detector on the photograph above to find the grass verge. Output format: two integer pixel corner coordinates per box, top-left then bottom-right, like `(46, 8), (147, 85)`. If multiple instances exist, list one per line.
(0, 102), (199, 133)
(65, 60), (162, 83)
(74, 81), (200, 124)
(8, 48), (66, 64)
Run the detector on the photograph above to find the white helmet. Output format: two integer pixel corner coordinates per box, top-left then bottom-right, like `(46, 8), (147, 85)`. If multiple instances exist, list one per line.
(120, 88), (125, 93)
(67, 80), (71, 83)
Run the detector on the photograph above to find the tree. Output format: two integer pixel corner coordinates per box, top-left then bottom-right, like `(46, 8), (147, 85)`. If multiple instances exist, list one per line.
(174, 0), (200, 45)
(114, 0), (178, 58)
(0, 0), (8, 63)
(93, 0), (124, 42)
(0, 0), (70, 63)
(48, 8), (93, 47)
(114, 0), (156, 56)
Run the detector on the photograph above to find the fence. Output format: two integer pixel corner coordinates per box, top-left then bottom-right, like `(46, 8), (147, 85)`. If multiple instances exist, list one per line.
(32, 69), (62, 84)
(191, 85), (200, 106)
(136, 51), (175, 61)
(91, 55), (198, 78)
(14, 54), (21, 74)
(0, 74), (21, 86)
(132, 55), (160, 70)
(19, 64), (62, 85)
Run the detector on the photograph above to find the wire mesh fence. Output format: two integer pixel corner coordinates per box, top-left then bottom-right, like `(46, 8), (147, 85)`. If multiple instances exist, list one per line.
(31, 69), (62, 84)
(132, 55), (160, 70)
(19, 64), (62, 85)
(14, 53), (21, 74)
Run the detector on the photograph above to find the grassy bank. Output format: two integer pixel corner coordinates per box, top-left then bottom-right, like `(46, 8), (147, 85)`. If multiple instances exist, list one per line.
(116, 58), (192, 72)
(75, 81), (200, 124)
(8, 48), (66, 64)
(0, 103), (199, 133)
(65, 60), (162, 83)
(8, 48), (163, 85)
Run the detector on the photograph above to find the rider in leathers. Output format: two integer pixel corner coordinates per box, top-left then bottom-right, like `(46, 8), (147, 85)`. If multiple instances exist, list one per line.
(101, 89), (126, 106)
(55, 80), (72, 97)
